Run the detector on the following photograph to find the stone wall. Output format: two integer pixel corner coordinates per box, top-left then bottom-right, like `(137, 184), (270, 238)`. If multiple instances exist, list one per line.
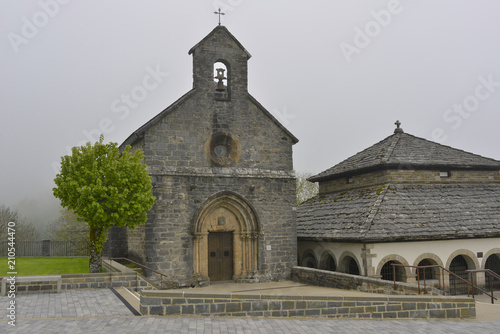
(105, 226), (128, 258)
(6, 273), (154, 294)
(139, 289), (475, 319)
(319, 169), (500, 194)
(291, 266), (442, 296)
(5, 260), (156, 294)
(139, 171), (296, 286)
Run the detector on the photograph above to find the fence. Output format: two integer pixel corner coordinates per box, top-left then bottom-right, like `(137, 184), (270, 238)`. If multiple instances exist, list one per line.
(0, 240), (89, 257)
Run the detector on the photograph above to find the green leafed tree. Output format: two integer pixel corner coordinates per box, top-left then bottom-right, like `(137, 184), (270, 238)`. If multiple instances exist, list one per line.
(296, 171), (319, 205)
(53, 135), (155, 272)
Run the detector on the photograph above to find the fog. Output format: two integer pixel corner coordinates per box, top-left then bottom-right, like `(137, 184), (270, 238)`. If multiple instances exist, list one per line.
(2, 0), (499, 229)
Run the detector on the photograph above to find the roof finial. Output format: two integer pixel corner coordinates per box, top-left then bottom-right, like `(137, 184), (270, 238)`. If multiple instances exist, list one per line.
(394, 120), (404, 134)
(214, 8), (225, 26)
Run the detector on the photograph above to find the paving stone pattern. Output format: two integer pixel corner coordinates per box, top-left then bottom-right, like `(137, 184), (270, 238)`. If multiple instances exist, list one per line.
(1, 289), (499, 333)
(2, 317), (500, 333)
(0, 289), (134, 319)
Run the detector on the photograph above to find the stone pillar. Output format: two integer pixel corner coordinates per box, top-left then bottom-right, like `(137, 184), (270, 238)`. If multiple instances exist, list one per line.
(193, 232), (208, 277)
(240, 233), (247, 275)
(251, 233), (259, 274)
(473, 272), (486, 289)
(361, 244), (376, 277)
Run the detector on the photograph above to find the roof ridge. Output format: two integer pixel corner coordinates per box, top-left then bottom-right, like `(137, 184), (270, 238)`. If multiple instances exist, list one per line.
(360, 184), (389, 239)
(382, 134), (401, 163)
(247, 93), (299, 144)
(402, 132), (500, 164)
(120, 89), (197, 148)
(188, 26), (251, 59)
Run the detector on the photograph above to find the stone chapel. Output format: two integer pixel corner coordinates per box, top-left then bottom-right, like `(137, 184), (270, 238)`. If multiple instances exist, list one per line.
(297, 122), (500, 294)
(107, 26), (298, 287)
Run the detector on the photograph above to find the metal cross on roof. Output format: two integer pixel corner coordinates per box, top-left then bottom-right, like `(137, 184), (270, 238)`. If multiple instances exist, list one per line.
(394, 120), (404, 133)
(214, 8), (225, 26)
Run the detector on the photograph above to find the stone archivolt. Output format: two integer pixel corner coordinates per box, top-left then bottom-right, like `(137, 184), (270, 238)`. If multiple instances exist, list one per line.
(193, 192), (259, 281)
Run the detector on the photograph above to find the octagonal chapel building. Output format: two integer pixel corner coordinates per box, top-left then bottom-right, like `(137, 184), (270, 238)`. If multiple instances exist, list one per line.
(107, 26), (298, 287)
(297, 122), (500, 294)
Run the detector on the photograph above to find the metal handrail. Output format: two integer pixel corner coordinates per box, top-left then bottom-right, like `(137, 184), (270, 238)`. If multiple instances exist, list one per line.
(466, 269), (500, 304)
(107, 257), (168, 289)
(391, 264), (497, 303)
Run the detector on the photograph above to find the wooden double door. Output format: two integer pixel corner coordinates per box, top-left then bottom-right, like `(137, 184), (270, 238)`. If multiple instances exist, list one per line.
(208, 232), (233, 281)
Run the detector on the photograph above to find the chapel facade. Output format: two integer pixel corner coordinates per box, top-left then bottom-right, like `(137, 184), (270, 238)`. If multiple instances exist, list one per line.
(297, 122), (500, 294)
(108, 26), (298, 287)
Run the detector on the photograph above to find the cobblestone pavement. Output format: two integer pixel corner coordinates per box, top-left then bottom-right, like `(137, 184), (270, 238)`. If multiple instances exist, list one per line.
(1, 289), (499, 333)
(2, 317), (500, 333)
(1, 289), (135, 319)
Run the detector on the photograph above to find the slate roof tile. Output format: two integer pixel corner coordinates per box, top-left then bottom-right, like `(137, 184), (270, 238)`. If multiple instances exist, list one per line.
(297, 183), (500, 242)
(310, 132), (500, 182)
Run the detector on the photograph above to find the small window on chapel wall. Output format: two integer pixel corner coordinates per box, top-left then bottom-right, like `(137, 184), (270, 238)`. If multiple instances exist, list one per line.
(214, 61), (229, 100)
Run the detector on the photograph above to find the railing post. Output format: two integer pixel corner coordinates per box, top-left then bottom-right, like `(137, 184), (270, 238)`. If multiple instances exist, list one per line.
(491, 274), (494, 304)
(469, 272), (474, 299)
(393, 265), (396, 291)
(416, 268), (420, 295)
(441, 268), (446, 296)
(422, 267), (426, 295)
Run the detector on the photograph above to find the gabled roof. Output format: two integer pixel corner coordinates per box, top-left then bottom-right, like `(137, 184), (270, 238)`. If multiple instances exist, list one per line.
(310, 128), (500, 182)
(120, 26), (297, 149)
(297, 183), (500, 242)
(188, 25), (251, 59)
(120, 89), (196, 149)
(248, 93), (299, 144)
(120, 90), (299, 149)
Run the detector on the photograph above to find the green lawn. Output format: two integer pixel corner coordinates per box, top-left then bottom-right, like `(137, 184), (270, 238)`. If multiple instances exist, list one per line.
(0, 257), (89, 276)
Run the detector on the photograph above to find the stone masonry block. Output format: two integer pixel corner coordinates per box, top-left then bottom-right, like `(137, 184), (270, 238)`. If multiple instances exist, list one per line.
(268, 301), (282, 310)
(446, 309), (458, 318)
(226, 303), (241, 313)
(195, 304), (210, 314)
(252, 301), (268, 311)
(182, 305), (194, 314)
(150, 306), (165, 315)
(429, 309), (446, 319)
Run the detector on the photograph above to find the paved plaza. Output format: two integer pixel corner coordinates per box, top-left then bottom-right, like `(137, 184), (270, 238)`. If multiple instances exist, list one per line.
(1, 289), (499, 333)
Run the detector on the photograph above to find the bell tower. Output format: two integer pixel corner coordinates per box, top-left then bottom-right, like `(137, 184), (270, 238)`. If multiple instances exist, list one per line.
(188, 26), (251, 100)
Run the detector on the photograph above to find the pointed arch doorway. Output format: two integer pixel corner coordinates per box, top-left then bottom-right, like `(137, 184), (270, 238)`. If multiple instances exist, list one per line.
(193, 192), (259, 282)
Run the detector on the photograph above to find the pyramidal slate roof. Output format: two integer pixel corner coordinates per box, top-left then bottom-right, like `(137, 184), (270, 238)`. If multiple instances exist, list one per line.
(310, 126), (500, 182)
(297, 183), (500, 242)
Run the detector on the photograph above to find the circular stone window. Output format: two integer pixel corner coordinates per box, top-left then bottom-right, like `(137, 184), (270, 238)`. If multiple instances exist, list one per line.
(206, 132), (241, 167)
(214, 145), (227, 158)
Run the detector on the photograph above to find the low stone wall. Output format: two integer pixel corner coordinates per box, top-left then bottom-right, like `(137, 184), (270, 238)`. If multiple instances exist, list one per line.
(292, 266), (442, 295)
(2, 260), (156, 294)
(139, 290), (475, 319)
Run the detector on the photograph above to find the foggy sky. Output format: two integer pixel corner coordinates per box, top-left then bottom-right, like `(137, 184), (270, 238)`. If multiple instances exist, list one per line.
(2, 0), (500, 226)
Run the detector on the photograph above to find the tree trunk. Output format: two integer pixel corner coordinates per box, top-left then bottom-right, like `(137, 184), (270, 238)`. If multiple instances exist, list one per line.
(89, 225), (102, 273)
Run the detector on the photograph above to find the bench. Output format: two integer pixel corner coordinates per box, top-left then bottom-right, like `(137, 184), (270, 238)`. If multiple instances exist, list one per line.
(1, 275), (62, 296)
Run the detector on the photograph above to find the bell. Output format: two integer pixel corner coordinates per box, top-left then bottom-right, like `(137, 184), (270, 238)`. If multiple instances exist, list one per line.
(216, 79), (226, 92)
(214, 68), (226, 92)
